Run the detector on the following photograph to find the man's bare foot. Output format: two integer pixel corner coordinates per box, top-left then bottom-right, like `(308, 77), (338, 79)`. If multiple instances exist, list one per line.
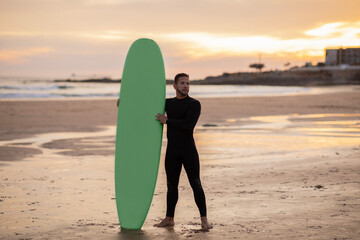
(201, 216), (213, 230)
(153, 217), (175, 227)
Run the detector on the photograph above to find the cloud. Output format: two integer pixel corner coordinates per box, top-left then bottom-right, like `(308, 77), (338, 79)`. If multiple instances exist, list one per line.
(0, 47), (55, 64)
(161, 21), (360, 58)
(83, 0), (151, 5)
(0, 30), (134, 41)
(81, 31), (130, 40)
(0, 32), (45, 37)
(83, 0), (127, 5)
(305, 21), (360, 38)
(305, 22), (347, 37)
(1, 22), (359, 62)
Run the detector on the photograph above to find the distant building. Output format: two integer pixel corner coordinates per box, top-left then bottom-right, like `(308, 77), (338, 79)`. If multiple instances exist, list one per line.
(325, 49), (338, 65)
(304, 61), (313, 67)
(325, 47), (360, 66)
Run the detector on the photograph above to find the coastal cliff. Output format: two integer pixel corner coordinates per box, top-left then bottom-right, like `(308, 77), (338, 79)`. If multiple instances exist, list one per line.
(191, 68), (360, 86)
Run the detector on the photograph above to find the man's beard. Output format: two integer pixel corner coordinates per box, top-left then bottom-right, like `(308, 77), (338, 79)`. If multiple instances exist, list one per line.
(177, 89), (188, 96)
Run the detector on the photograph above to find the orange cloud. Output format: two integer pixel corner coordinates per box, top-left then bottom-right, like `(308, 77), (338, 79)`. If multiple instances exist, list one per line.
(162, 21), (360, 59)
(305, 22), (360, 38)
(0, 47), (54, 64)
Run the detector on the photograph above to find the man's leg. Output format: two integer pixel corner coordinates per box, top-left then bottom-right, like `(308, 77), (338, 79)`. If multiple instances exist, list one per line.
(165, 153), (182, 218)
(154, 151), (182, 227)
(183, 150), (213, 230)
(183, 150), (206, 216)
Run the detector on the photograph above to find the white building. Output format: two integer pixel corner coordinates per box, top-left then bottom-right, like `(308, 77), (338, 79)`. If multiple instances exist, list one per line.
(325, 47), (360, 66)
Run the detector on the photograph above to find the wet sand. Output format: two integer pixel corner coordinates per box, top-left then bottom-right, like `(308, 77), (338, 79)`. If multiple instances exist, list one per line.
(0, 90), (360, 239)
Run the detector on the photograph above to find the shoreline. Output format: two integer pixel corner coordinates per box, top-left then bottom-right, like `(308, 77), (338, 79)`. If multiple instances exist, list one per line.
(0, 84), (359, 102)
(1, 91), (359, 141)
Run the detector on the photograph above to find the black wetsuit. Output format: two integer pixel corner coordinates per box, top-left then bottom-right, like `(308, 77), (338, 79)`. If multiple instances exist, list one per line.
(165, 95), (207, 217)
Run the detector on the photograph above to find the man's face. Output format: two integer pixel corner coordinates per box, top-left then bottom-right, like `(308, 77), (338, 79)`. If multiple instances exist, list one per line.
(174, 76), (190, 96)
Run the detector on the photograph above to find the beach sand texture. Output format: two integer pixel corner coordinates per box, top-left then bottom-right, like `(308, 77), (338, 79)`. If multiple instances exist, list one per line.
(0, 91), (360, 239)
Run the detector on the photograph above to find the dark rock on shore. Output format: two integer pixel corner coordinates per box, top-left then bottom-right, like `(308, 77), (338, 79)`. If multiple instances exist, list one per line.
(191, 69), (360, 86)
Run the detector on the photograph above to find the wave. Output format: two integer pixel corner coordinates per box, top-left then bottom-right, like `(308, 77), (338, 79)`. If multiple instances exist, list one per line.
(0, 92), (118, 98)
(0, 85), (73, 90)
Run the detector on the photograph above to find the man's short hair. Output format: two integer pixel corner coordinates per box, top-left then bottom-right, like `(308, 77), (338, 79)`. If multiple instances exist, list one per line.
(174, 73), (189, 85)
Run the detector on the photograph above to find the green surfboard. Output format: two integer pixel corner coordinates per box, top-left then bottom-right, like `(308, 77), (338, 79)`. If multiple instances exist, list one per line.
(115, 38), (165, 229)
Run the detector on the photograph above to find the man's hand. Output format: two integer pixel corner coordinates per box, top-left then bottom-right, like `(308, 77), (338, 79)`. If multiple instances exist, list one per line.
(156, 113), (168, 124)
(116, 99), (119, 107)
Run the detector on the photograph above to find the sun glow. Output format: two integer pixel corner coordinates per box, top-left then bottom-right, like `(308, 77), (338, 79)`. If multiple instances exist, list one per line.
(163, 22), (360, 58)
(305, 22), (347, 37)
(305, 22), (360, 38)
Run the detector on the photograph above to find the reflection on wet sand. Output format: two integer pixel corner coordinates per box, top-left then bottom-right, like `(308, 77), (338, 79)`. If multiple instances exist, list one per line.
(195, 113), (360, 163)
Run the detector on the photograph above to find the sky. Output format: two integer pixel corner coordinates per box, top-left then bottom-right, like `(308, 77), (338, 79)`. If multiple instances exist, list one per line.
(0, 0), (360, 80)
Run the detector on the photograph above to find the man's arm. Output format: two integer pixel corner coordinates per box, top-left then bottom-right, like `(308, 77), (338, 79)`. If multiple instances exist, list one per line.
(166, 101), (201, 130)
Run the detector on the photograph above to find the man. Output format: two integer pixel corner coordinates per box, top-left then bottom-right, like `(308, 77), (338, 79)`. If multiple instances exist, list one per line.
(155, 73), (212, 230)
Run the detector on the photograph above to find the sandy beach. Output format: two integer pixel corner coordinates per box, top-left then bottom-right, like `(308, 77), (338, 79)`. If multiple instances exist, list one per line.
(1, 90), (360, 239)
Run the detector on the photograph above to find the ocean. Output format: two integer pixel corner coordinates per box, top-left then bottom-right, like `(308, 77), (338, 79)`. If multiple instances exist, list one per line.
(0, 77), (356, 99)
